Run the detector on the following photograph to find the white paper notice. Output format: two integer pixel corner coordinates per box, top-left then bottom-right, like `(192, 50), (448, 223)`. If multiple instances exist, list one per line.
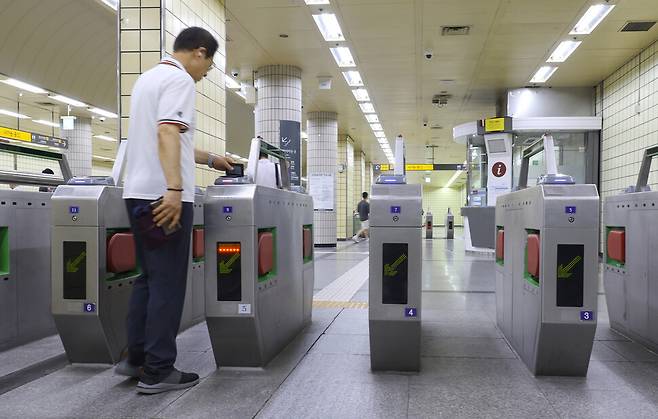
(309, 173), (334, 211)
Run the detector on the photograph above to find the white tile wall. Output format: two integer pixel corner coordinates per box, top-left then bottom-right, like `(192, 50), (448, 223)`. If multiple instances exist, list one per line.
(422, 185), (464, 226)
(598, 39), (658, 244)
(307, 111), (337, 246)
(255, 65), (302, 148)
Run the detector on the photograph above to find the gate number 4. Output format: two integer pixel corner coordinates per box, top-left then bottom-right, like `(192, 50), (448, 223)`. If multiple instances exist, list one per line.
(405, 307), (417, 317)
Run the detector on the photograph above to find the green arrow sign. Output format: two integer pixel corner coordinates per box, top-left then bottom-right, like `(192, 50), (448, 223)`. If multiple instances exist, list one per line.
(66, 251), (86, 273)
(384, 253), (407, 277)
(219, 252), (240, 275)
(558, 255), (582, 279)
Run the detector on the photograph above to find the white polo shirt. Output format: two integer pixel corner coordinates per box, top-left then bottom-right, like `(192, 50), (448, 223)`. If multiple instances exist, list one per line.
(123, 57), (196, 203)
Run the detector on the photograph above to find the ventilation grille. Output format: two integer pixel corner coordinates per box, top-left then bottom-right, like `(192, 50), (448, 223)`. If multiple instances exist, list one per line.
(620, 21), (656, 32)
(441, 26), (471, 36)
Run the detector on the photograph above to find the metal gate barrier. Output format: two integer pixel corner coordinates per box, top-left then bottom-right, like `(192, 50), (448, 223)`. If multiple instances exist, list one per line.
(205, 139), (314, 367)
(495, 135), (599, 376)
(0, 144), (72, 350)
(603, 145), (658, 353)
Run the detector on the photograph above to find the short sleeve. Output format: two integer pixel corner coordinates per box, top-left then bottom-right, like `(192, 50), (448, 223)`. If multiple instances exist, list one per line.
(157, 74), (195, 133)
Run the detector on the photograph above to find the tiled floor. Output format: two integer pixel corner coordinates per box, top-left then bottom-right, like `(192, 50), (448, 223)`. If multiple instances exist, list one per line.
(1, 233), (658, 418)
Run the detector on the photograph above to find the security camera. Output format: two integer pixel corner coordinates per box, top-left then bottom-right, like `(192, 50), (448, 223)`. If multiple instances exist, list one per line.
(424, 49), (433, 60)
(99, 117), (106, 122)
(422, 117), (429, 127)
(230, 68), (239, 77)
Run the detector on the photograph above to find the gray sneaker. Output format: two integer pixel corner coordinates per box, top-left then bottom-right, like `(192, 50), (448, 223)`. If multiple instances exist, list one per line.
(137, 369), (200, 394)
(115, 359), (141, 378)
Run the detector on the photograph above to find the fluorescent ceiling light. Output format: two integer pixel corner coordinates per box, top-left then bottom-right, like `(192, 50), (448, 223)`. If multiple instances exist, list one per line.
(530, 66), (558, 83)
(352, 88), (370, 102)
(370, 123), (383, 131)
(342, 71), (363, 87)
(374, 131), (386, 138)
(89, 108), (118, 118)
(330, 47), (355, 67)
(359, 102), (375, 113)
(51, 95), (86, 107)
(32, 119), (59, 128)
(93, 135), (117, 142)
(225, 75), (241, 89)
(365, 114), (379, 123)
(101, 0), (118, 10)
(0, 109), (30, 119)
(1, 78), (47, 94)
(425, 176), (431, 183)
(377, 138), (388, 144)
(312, 14), (345, 42)
(570, 4), (615, 35)
(547, 40), (582, 63)
(305, 0), (330, 4)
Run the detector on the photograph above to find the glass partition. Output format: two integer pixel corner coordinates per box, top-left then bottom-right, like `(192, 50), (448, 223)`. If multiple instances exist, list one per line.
(466, 136), (487, 206)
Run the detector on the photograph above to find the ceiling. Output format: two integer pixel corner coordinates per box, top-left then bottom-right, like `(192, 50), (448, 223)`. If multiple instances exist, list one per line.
(0, 0), (117, 111)
(225, 0), (658, 168)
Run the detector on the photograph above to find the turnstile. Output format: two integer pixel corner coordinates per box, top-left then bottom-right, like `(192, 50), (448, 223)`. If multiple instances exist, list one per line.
(51, 179), (206, 364)
(204, 184), (314, 367)
(425, 211), (433, 239)
(445, 209), (454, 239)
(495, 135), (599, 376)
(0, 191), (56, 349)
(369, 177), (422, 371)
(0, 144), (72, 350)
(603, 146), (658, 353)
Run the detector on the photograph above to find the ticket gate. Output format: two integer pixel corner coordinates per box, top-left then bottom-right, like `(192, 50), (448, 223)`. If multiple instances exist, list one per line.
(603, 146), (658, 353)
(51, 178), (205, 364)
(495, 135), (599, 376)
(369, 136), (422, 372)
(445, 208), (454, 239)
(204, 139), (314, 367)
(425, 211), (433, 239)
(0, 145), (72, 350)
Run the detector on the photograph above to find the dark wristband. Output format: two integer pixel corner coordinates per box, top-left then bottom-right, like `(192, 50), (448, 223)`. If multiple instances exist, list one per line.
(167, 188), (184, 192)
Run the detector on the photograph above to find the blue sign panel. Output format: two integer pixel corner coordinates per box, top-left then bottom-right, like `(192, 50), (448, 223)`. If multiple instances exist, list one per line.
(404, 307), (418, 317)
(223, 206), (233, 214)
(390, 206), (401, 214)
(69, 206), (80, 214)
(83, 303), (96, 313)
(565, 206), (577, 214)
(580, 310), (594, 321)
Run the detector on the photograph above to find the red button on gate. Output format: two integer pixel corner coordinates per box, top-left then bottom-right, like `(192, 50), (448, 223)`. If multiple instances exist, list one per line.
(496, 229), (505, 261)
(607, 229), (625, 264)
(192, 228), (204, 259)
(526, 233), (540, 278)
(107, 233), (136, 274)
(258, 231), (274, 276)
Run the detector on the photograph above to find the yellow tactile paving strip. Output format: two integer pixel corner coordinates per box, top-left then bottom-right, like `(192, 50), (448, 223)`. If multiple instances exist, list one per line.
(313, 300), (368, 309)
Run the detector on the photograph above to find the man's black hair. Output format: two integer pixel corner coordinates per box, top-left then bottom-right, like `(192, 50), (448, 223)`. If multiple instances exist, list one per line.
(42, 168), (54, 175)
(173, 27), (218, 58)
(362, 192), (368, 199)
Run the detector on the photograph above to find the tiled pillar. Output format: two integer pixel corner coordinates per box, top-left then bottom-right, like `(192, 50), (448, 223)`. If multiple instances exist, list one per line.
(119, 0), (227, 187)
(365, 161), (373, 193)
(345, 139), (354, 237)
(353, 151), (365, 209)
(255, 65), (302, 147)
(307, 112), (337, 247)
(336, 136), (347, 240)
(66, 116), (92, 177)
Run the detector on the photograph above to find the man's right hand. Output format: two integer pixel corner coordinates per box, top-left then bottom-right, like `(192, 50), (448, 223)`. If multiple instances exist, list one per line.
(152, 190), (182, 229)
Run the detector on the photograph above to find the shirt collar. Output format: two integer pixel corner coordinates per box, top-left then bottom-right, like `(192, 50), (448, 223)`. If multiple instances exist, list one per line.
(160, 56), (185, 71)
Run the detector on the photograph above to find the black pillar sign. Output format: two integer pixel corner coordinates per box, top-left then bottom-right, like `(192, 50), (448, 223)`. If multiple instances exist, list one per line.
(279, 120), (301, 186)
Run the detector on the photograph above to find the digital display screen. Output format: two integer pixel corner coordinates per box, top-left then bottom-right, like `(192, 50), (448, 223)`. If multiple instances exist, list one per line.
(565, 206), (577, 214)
(556, 244), (584, 307)
(223, 206), (233, 214)
(390, 206), (401, 214)
(487, 138), (507, 153)
(382, 243), (408, 304)
(63, 241), (86, 300)
(217, 242), (241, 301)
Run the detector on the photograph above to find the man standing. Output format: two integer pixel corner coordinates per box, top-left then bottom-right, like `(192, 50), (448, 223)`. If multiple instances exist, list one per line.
(352, 192), (370, 242)
(117, 27), (233, 394)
